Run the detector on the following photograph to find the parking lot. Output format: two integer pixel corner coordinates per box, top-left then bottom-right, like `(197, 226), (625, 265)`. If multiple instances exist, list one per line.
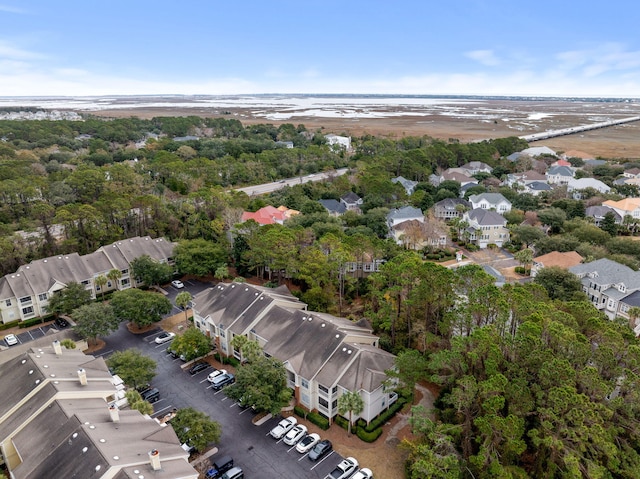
(103, 303), (349, 478)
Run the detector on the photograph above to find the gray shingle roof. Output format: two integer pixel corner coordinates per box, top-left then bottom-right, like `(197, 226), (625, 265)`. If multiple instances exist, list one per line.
(467, 208), (507, 226)
(469, 193), (510, 206)
(570, 258), (640, 290)
(319, 199), (346, 214)
(387, 205), (423, 221)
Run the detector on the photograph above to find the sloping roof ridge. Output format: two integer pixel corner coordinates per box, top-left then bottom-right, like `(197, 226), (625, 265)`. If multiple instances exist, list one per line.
(142, 422), (181, 444)
(77, 356), (110, 372)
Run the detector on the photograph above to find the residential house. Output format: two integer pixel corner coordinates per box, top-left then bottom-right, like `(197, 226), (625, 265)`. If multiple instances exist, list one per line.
(525, 181), (553, 196)
(460, 161), (493, 176)
(567, 178), (611, 197)
(433, 198), (471, 221)
(390, 215), (448, 250)
(468, 193), (512, 213)
(386, 206), (424, 230)
(463, 209), (510, 248)
(340, 192), (363, 212)
(622, 167), (640, 179)
(550, 159), (572, 168)
(546, 165), (575, 185)
(241, 205), (299, 225)
(391, 176), (419, 195)
(562, 149), (595, 162)
(0, 343), (197, 479)
(0, 236), (175, 324)
(319, 199), (347, 217)
(325, 134), (351, 150)
(585, 205), (622, 226)
(504, 170), (547, 188)
(192, 283), (397, 424)
(602, 198), (640, 220)
(531, 251), (583, 277)
(439, 170), (478, 187)
(275, 140), (294, 148)
(570, 258), (640, 319)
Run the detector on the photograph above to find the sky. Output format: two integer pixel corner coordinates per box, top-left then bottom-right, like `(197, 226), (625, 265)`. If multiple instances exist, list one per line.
(1, 1), (640, 98)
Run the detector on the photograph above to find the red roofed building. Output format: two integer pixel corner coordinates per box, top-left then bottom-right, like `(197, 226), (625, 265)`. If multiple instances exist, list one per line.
(241, 205), (299, 225)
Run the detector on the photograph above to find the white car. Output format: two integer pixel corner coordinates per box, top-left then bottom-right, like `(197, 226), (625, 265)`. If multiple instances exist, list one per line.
(324, 457), (359, 479)
(269, 416), (297, 439)
(351, 468), (373, 479)
(295, 433), (320, 453)
(154, 331), (176, 344)
(207, 369), (228, 383)
(283, 424), (307, 446)
(171, 279), (184, 289)
(4, 334), (18, 346)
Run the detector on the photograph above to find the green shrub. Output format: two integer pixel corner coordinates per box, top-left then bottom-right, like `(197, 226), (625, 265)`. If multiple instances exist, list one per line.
(0, 320), (20, 331)
(307, 411), (330, 430)
(19, 317), (46, 328)
(356, 426), (383, 442)
(365, 398), (407, 432)
(515, 266), (526, 274)
(294, 406), (307, 418)
(334, 415), (349, 430)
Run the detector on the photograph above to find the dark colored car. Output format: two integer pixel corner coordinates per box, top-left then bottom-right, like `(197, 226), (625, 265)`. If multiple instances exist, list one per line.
(188, 362), (209, 375)
(308, 439), (332, 461)
(205, 455), (234, 479)
(140, 387), (160, 403)
(211, 373), (235, 391)
(54, 317), (69, 328)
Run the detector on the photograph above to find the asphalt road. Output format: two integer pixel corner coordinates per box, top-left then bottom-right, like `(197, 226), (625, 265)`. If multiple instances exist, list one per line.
(234, 168), (349, 196)
(100, 281), (345, 479)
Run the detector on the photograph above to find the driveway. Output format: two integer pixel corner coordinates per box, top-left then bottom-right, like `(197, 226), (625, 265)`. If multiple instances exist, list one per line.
(102, 322), (346, 479)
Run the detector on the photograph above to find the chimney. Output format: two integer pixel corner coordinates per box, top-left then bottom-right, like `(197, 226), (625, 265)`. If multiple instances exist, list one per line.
(149, 449), (161, 471)
(52, 340), (62, 355)
(78, 368), (87, 386)
(109, 405), (119, 423)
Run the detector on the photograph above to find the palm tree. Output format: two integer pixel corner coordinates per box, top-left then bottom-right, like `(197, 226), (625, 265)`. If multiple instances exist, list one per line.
(107, 268), (122, 291)
(514, 248), (534, 276)
(94, 275), (108, 300)
(337, 390), (364, 436)
(627, 306), (640, 329)
(175, 291), (192, 322)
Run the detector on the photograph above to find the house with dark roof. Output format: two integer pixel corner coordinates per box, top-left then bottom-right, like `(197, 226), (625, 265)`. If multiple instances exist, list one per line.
(0, 343), (197, 479)
(192, 283), (397, 424)
(525, 181), (553, 196)
(340, 192), (363, 212)
(386, 206), (424, 230)
(463, 209), (509, 248)
(585, 205), (622, 226)
(0, 237), (175, 324)
(570, 258), (640, 319)
(319, 199), (347, 216)
(433, 198), (471, 221)
(504, 170), (547, 188)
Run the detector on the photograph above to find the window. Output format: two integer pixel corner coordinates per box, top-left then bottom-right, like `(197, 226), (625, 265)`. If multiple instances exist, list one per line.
(332, 385), (338, 394)
(19, 296), (31, 304)
(318, 384), (329, 394)
(318, 397), (328, 408)
(81, 280), (89, 285)
(22, 306), (34, 316)
(6, 299), (11, 307)
(38, 293), (47, 301)
(301, 378), (309, 389)
(107, 281), (112, 288)
(332, 399), (338, 409)
(121, 278), (130, 286)
(121, 268), (128, 274)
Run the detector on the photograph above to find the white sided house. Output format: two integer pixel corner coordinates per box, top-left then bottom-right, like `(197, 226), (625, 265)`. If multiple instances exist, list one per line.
(0, 236), (175, 324)
(468, 193), (512, 214)
(192, 283), (397, 424)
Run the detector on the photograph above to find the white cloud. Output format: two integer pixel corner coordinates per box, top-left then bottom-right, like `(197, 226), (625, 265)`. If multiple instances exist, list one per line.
(0, 4), (28, 14)
(0, 40), (42, 60)
(465, 49), (500, 66)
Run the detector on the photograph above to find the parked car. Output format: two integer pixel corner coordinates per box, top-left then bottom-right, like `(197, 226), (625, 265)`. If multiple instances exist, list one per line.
(269, 416), (297, 439)
(308, 439), (332, 461)
(324, 457), (359, 479)
(181, 442), (196, 455)
(220, 467), (244, 479)
(205, 455), (234, 479)
(296, 433), (320, 454)
(211, 373), (235, 391)
(4, 334), (18, 346)
(171, 279), (185, 289)
(188, 362), (209, 375)
(207, 369), (228, 383)
(54, 317), (69, 328)
(283, 424), (308, 446)
(140, 387), (160, 403)
(167, 347), (179, 359)
(154, 331), (176, 344)
(351, 468), (374, 479)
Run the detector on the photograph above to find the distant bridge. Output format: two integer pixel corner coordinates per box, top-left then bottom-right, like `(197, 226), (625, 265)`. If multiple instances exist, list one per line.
(519, 116), (640, 142)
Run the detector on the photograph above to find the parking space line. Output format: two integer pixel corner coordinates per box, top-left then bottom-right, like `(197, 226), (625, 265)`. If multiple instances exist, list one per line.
(310, 451), (334, 470)
(297, 453), (309, 461)
(287, 444), (297, 452)
(152, 405), (174, 417)
(238, 408), (251, 415)
(27, 331), (35, 340)
(229, 402), (237, 408)
(95, 349), (114, 357)
(199, 378), (209, 384)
